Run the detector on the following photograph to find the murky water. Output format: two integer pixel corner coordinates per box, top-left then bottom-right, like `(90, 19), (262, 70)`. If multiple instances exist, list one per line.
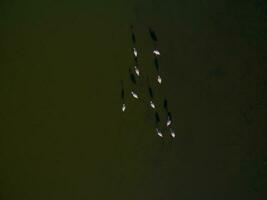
(1, 0), (266, 199)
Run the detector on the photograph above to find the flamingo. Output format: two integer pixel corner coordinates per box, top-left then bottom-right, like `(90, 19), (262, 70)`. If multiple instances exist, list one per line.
(131, 91), (139, 99)
(133, 48), (138, 57)
(170, 128), (175, 138)
(153, 49), (160, 56)
(156, 128), (163, 137)
(150, 101), (155, 109)
(122, 103), (126, 112)
(157, 75), (162, 84)
(134, 66), (140, 76)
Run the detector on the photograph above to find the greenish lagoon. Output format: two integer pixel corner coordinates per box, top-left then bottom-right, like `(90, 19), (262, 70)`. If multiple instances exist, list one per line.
(1, 0), (266, 199)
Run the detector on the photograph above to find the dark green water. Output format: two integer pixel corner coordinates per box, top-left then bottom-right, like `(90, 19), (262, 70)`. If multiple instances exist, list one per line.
(1, 0), (267, 199)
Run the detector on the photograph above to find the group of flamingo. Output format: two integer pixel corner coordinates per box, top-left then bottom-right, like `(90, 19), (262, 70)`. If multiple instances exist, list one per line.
(120, 26), (175, 138)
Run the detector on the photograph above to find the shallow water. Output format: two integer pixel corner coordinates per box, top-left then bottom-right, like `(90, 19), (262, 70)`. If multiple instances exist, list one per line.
(1, 0), (267, 199)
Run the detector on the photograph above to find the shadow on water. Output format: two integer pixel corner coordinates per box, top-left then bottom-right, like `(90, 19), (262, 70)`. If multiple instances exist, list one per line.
(148, 87), (154, 99)
(129, 68), (137, 85)
(154, 57), (160, 72)
(148, 27), (158, 42)
(163, 98), (168, 111)
(167, 111), (172, 121)
(146, 76), (154, 99)
(130, 25), (136, 44)
(154, 112), (160, 124)
(120, 80), (125, 100)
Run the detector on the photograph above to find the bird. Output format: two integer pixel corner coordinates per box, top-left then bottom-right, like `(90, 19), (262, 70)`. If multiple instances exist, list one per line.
(122, 103), (126, 112)
(150, 100), (155, 109)
(131, 91), (139, 99)
(156, 128), (163, 137)
(157, 75), (162, 84)
(134, 66), (140, 76)
(166, 112), (172, 126)
(133, 48), (138, 57)
(167, 117), (171, 127)
(170, 128), (175, 138)
(120, 80), (126, 112)
(153, 49), (160, 56)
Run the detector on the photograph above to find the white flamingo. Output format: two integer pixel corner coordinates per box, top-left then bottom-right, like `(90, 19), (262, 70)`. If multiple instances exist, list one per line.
(153, 49), (160, 56)
(134, 66), (140, 76)
(156, 128), (163, 137)
(122, 103), (126, 112)
(166, 116), (171, 126)
(170, 128), (175, 138)
(157, 75), (162, 84)
(133, 48), (138, 57)
(131, 91), (139, 99)
(150, 101), (155, 109)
